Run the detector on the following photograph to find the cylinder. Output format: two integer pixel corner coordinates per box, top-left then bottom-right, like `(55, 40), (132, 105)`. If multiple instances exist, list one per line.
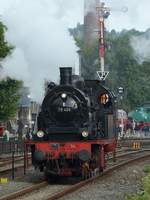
(60, 67), (72, 85)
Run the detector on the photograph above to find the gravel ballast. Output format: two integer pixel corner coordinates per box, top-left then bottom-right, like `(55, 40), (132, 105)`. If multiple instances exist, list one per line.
(0, 168), (44, 198)
(60, 159), (150, 200)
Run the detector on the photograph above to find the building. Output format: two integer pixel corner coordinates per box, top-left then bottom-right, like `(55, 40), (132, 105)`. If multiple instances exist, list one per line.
(84, 0), (99, 42)
(17, 87), (39, 139)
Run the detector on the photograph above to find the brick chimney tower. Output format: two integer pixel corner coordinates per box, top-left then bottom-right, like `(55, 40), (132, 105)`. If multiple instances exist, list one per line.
(84, 0), (99, 42)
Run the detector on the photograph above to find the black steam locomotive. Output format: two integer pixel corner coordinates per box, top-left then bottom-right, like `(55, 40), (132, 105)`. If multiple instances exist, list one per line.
(28, 67), (117, 178)
(36, 67), (116, 141)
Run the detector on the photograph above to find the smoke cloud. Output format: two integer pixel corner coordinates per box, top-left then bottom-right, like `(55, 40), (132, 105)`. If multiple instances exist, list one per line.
(130, 30), (150, 64)
(84, 0), (98, 14)
(1, 0), (84, 102)
(1, 0), (150, 101)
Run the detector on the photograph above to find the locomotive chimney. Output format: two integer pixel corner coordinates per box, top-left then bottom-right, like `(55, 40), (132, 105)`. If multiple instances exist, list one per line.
(60, 67), (72, 85)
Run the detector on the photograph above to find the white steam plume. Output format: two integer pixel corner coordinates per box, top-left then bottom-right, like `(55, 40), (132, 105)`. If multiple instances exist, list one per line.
(130, 29), (150, 64)
(84, 0), (98, 14)
(0, 0), (84, 102)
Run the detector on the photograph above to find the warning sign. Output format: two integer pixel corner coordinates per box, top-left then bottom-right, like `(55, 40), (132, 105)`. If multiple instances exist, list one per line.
(97, 71), (109, 81)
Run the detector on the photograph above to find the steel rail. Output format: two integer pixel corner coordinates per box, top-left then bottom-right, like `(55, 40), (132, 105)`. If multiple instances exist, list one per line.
(46, 151), (150, 200)
(0, 156), (31, 167)
(0, 150), (150, 200)
(0, 154), (31, 161)
(0, 181), (48, 200)
(108, 149), (150, 160)
(0, 150), (149, 175)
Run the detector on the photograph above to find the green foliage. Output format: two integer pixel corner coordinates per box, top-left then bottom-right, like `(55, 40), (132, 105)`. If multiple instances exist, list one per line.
(0, 78), (22, 121)
(0, 21), (22, 122)
(70, 25), (150, 111)
(106, 30), (150, 111)
(0, 21), (13, 59)
(143, 166), (150, 174)
(125, 166), (150, 200)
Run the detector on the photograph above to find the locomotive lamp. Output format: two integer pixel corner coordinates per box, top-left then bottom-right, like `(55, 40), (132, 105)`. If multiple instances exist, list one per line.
(100, 93), (109, 105)
(61, 93), (67, 99)
(37, 130), (44, 138)
(82, 131), (89, 138)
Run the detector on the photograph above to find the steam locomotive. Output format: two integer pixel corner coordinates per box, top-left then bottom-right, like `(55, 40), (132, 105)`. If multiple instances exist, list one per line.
(26, 67), (117, 180)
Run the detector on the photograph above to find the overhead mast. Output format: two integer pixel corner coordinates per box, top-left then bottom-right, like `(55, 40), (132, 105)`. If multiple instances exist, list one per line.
(97, 2), (110, 81)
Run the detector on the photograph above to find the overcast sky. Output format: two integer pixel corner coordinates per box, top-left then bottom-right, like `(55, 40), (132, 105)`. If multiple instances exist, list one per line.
(0, 0), (150, 101)
(105, 0), (150, 31)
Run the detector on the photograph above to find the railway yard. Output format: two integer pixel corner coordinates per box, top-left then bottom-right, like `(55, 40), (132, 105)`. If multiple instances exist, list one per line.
(0, 0), (150, 200)
(0, 138), (150, 200)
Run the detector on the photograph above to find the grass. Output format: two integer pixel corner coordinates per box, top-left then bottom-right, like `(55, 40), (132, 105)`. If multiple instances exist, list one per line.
(125, 166), (150, 200)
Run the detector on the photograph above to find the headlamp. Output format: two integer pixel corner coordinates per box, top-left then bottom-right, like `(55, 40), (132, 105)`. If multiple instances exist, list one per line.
(61, 93), (67, 99)
(82, 131), (89, 138)
(37, 131), (44, 138)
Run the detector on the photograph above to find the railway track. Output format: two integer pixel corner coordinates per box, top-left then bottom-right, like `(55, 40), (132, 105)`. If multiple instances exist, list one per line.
(0, 157), (31, 178)
(0, 157), (27, 168)
(118, 138), (150, 148)
(0, 148), (141, 175)
(0, 137), (149, 174)
(0, 154), (31, 165)
(108, 149), (150, 161)
(0, 147), (148, 176)
(0, 154), (26, 161)
(0, 149), (150, 200)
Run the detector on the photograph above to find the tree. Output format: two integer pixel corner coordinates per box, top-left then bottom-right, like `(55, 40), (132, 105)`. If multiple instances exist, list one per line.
(70, 25), (150, 111)
(0, 21), (22, 122)
(106, 30), (150, 111)
(0, 21), (13, 59)
(0, 78), (22, 121)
